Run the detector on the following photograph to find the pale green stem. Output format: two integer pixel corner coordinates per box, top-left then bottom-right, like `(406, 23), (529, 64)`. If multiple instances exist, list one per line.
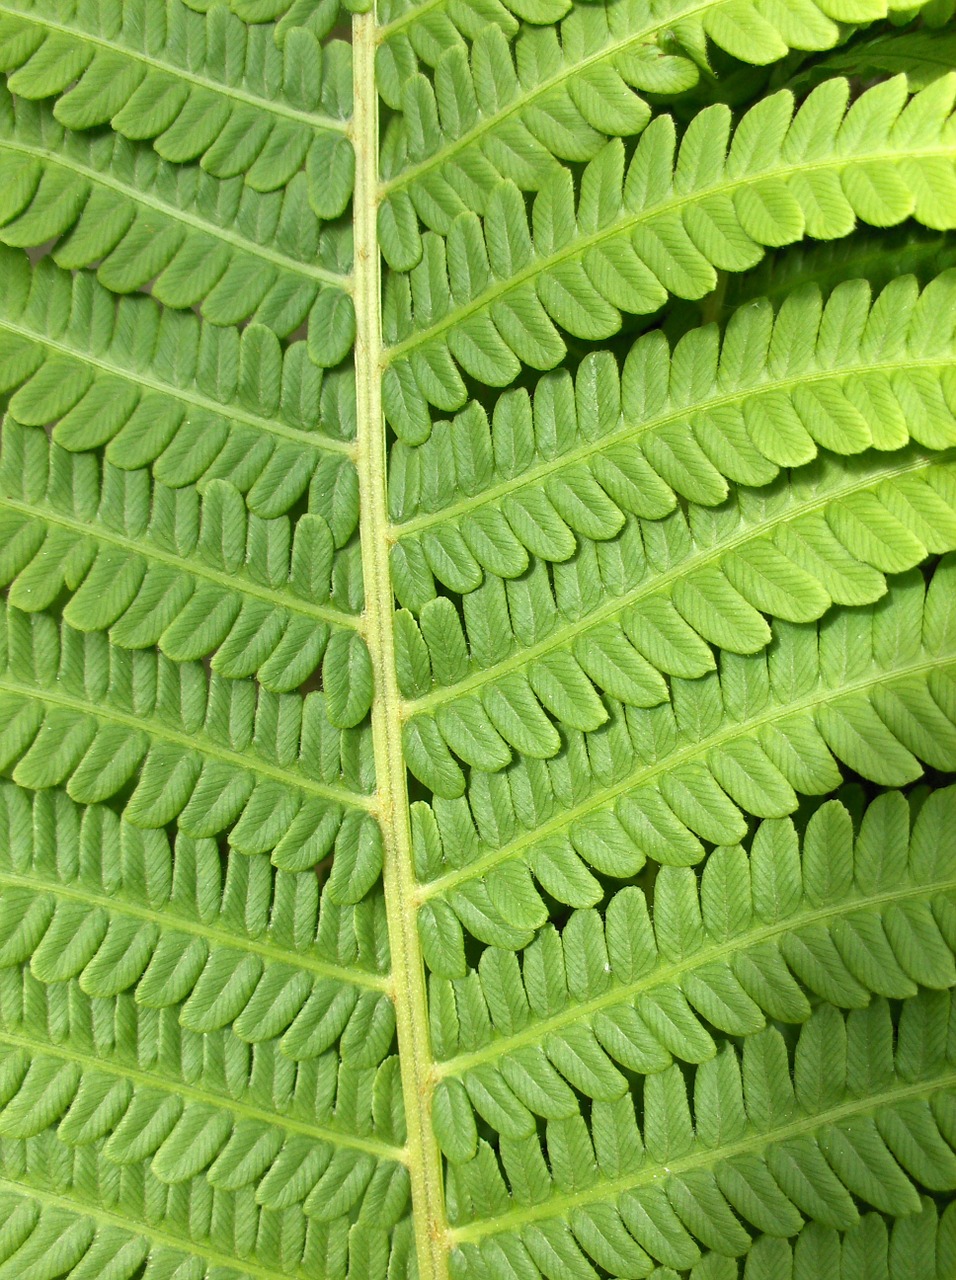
(351, 14), (451, 1279)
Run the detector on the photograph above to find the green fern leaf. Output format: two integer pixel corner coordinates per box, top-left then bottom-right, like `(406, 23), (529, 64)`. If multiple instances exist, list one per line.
(0, 0), (354, 209)
(0, 95), (351, 337)
(1, 2), (956, 1277)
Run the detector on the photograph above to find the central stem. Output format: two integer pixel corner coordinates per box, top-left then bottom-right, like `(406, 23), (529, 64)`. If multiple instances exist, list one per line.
(351, 14), (450, 1280)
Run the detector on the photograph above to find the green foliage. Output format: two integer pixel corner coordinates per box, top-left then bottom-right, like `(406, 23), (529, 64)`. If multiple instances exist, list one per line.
(0, 0), (354, 208)
(381, 75), (956, 443)
(0, 2), (955, 1279)
(0, 91), (353, 338)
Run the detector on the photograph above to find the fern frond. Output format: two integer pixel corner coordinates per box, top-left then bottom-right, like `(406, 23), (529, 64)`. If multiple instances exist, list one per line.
(0, 98), (352, 341)
(388, 271), (956, 579)
(428, 788), (955, 1073)
(0, 254), (356, 501)
(374, 0), (942, 265)
(0, 788), (405, 1205)
(381, 75), (956, 442)
(0, 780), (404, 1204)
(396, 451), (956, 799)
(0, 1173), (415, 1280)
(0, 424), (366, 698)
(0, 779), (389, 982)
(0, 1), (955, 1274)
(709, 1203), (955, 1280)
(385, 271), (956, 791)
(411, 558), (956, 941)
(0, 773), (408, 1273)
(184, 0), (344, 35)
(376, 8), (693, 262)
(446, 986), (956, 1273)
(0, 0), (355, 216)
(0, 604), (383, 882)
(0, 1072), (407, 1270)
(0, 957), (401, 1144)
(375, 0), (927, 123)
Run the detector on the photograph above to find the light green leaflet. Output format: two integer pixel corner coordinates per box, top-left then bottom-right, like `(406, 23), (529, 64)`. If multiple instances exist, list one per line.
(1, 1), (956, 1278)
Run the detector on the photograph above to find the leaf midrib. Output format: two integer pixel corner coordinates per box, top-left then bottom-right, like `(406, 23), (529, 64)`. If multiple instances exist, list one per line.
(438, 874), (956, 1075)
(385, 142), (956, 365)
(403, 450), (945, 719)
(0, 3), (348, 133)
(352, 16), (451, 1280)
(450, 1069), (956, 1240)
(421, 652), (956, 899)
